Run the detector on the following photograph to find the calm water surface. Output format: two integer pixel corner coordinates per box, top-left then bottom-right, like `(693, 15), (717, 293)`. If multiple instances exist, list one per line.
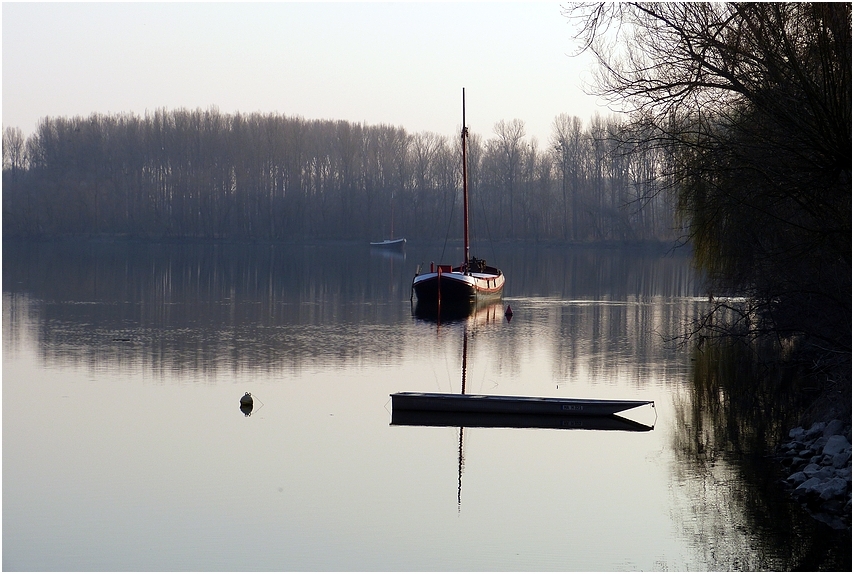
(3, 240), (847, 571)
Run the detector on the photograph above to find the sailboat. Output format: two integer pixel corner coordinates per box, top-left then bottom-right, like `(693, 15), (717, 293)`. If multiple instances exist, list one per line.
(371, 191), (406, 250)
(411, 88), (505, 314)
(370, 237), (406, 250)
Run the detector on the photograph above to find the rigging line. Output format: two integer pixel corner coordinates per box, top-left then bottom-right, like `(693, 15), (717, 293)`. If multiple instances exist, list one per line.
(476, 182), (498, 264)
(439, 185), (457, 265)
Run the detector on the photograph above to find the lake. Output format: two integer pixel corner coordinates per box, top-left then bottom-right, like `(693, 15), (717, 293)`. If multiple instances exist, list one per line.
(3, 239), (849, 571)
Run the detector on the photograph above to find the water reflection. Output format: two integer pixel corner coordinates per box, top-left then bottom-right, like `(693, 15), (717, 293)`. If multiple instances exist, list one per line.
(4, 241), (699, 381)
(3, 240), (416, 375)
(411, 298), (508, 326)
(4, 239), (847, 570)
(391, 410), (654, 431)
(396, 305), (659, 519)
(411, 297), (489, 323)
(671, 339), (851, 570)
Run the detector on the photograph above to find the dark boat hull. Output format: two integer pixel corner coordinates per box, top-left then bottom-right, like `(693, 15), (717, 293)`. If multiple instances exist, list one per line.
(390, 392), (653, 417)
(390, 409), (653, 431)
(411, 265), (504, 310)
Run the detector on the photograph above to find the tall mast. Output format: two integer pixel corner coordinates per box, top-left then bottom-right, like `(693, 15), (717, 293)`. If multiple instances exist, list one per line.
(461, 88), (470, 269)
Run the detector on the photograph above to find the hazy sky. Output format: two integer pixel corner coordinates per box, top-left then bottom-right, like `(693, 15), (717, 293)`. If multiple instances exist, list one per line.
(3, 2), (612, 147)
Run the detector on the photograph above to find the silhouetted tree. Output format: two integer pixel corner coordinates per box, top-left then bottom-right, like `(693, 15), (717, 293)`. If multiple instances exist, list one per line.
(565, 2), (851, 371)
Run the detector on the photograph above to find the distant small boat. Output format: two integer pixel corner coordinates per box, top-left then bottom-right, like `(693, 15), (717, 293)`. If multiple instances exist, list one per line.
(390, 392), (653, 418)
(370, 237), (406, 250)
(371, 186), (405, 250)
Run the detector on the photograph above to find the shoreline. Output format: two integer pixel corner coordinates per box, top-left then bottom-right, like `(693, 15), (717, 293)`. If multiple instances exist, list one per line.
(776, 420), (851, 530)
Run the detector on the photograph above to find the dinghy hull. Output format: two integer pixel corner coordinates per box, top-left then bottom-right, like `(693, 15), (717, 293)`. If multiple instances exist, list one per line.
(391, 392), (653, 417)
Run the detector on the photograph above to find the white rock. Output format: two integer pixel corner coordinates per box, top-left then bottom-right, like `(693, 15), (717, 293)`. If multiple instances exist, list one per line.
(832, 450), (851, 469)
(805, 422), (826, 438)
(822, 435), (850, 457)
(819, 477), (849, 500)
(834, 467), (851, 482)
(822, 419), (844, 437)
(787, 471), (807, 485)
(803, 463), (822, 477)
(816, 467), (835, 481)
(795, 477), (823, 495)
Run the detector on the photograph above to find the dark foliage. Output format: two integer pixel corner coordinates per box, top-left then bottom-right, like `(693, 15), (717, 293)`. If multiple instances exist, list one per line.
(565, 2), (851, 373)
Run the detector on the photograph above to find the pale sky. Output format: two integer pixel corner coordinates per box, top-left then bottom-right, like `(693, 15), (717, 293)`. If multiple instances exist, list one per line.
(2, 2), (612, 148)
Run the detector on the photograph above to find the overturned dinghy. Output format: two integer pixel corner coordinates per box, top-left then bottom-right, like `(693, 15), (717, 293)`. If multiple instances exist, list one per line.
(390, 392), (653, 418)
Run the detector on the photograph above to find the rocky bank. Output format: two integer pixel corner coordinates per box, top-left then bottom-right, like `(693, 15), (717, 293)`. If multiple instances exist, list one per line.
(777, 419), (852, 530)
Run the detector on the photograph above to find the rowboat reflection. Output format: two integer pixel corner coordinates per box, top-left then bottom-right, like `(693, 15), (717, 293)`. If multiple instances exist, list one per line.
(391, 409), (654, 431)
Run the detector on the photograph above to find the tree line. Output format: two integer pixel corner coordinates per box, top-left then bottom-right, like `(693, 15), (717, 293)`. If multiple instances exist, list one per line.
(2, 107), (679, 242)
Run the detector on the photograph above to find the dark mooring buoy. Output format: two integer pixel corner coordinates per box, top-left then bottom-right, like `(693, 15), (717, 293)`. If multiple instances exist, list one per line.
(505, 305), (513, 320)
(240, 392), (254, 416)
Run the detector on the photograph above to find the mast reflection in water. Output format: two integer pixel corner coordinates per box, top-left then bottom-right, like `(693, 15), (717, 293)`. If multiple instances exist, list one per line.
(392, 307), (656, 513)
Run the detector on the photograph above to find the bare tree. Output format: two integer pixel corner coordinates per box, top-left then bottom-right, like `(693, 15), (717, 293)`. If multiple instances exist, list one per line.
(490, 119), (526, 237)
(5, 105), (686, 244)
(565, 2), (851, 366)
(3, 126), (27, 179)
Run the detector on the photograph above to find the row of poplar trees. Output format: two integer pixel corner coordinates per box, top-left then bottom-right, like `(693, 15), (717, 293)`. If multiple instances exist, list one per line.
(2, 108), (678, 243)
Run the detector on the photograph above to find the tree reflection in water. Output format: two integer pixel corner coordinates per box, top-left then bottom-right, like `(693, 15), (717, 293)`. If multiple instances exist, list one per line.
(672, 338), (850, 571)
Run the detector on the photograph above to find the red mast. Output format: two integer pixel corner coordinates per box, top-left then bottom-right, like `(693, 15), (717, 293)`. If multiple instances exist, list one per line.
(461, 88), (470, 271)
